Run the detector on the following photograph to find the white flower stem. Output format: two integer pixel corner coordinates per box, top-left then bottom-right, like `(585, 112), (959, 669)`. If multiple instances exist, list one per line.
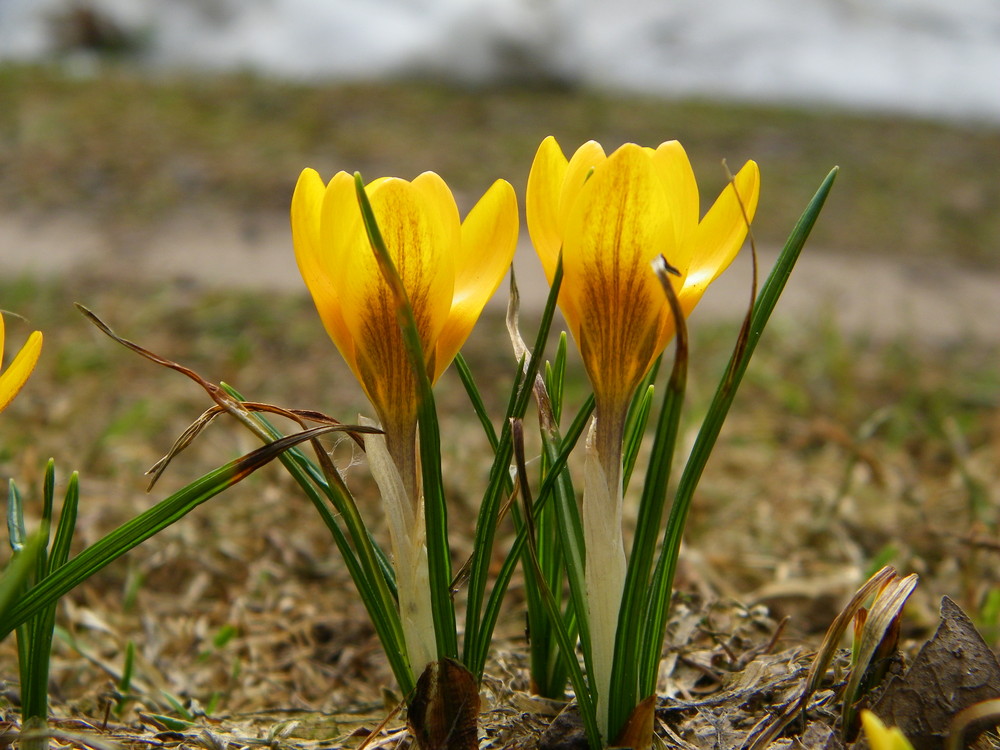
(583, 410), (627, 740)
(361, 416), (437, 680)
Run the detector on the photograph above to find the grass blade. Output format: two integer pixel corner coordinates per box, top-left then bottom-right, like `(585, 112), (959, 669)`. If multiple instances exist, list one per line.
(463, 259), (566, 677)
(219, 383), (412, 694)
(645, 167), (839, 697)
(454, 353), (500, 452)
(512, 419), (601, 748)
(0, 425), (344, 641)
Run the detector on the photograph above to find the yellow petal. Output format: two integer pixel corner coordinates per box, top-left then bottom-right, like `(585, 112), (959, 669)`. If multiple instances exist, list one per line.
(682, 159), (760, 299)
(526, 135), (569, 282)
(559, 140), (607, 235)
(563, 144), (671, 409)
(291, 169), (360, 378)
(860, 711), (914, 750)
(650, 160), (760, 356)
(328, 177), (455, 426)
(364, 178), (457, 355)
(651, 140), (699, 262)
(410, 172), (462, 247)
(434, 179), (518, 381)
(0, 329), (42, 413)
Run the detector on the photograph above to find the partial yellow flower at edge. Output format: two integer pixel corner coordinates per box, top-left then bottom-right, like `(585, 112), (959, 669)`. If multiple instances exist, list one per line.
(527, 135), (760, 412)
(0, 313), (43, 413)
(860, 711), (915, 750)
(292, 168), (518, 430)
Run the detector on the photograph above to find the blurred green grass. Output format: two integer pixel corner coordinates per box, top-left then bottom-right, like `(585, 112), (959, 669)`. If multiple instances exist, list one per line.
(2, 63), (999, 266)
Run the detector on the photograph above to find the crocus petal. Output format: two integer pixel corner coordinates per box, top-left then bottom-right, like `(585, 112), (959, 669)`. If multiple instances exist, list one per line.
(291, 169), (360, 379)
(651, 140), (700, 263)
(0, 329), (42, 413)
(328, 178), (454, 426)
(649, 160), (759, 355)
(363, 178), (456, 355)
(526, 135), (569, 281)
(860, 711), (914, 750)
(410, 172), (462, 250)
(559, 139), (606, 237)
(563, 144), (672, 409)
(433, 178), (518, 381)
(681, 159), (760, 300)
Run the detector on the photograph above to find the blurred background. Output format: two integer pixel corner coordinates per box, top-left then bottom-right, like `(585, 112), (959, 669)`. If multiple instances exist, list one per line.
(2, 0), (1000, 122)
(1, 0), (999, 338)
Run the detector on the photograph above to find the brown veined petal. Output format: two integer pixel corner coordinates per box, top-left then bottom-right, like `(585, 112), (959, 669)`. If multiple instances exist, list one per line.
(563, 144), (672, 410)
(681, 159), (760, 299)
(369, 178), (456, 356)
(329, 178), (454, 425)
(650, 140), (700, 268)
(526, 135), (569, 282)
(291, 169), (360, 378)
(0, 328), (42, 413)
(434, 179), (518, 382)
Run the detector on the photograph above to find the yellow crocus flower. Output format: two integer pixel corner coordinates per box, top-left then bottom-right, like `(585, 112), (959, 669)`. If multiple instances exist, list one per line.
(527, 135), (759, 737)
(0, 313), (43, 414)
(291, 167), (517, 677)
(527, 135), (760, 415)
(292, 168), (518, 442)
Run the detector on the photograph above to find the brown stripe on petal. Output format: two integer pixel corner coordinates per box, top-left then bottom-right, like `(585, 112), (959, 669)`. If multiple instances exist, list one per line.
(356, 282), (420, 430)
(350, 181), (453, 426)
(568, 152), (668, 408)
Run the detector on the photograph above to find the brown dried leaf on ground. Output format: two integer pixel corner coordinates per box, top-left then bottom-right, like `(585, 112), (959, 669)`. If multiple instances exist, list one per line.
(871, 596), (1000, 750)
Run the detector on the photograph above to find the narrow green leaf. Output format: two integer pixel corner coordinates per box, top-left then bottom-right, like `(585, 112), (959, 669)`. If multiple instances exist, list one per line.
(220, 384), (411, 694)
(0, 425), (344, 641)
(41, 459), (55, 545)
(469, 393), (594, 680)
(160, 691), (194, 721)
(512, 419), (601, 748)
(463, 258), (566, 677)
(644, 167), (838, 696)
(119, 640), (135, 693)
(454, 353), (500, 451)
(49, 473), (79, 571)
(0, 531), (42, 615)
(545, 332), (568, 425)
(621, 384), (655, 491)
(147, 712), (194, 731)
(7, 479), (28, 551)
(538, 420), (589, 689)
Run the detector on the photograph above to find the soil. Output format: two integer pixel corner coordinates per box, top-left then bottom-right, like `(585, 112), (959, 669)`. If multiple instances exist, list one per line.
(3, 207), (999, 345)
